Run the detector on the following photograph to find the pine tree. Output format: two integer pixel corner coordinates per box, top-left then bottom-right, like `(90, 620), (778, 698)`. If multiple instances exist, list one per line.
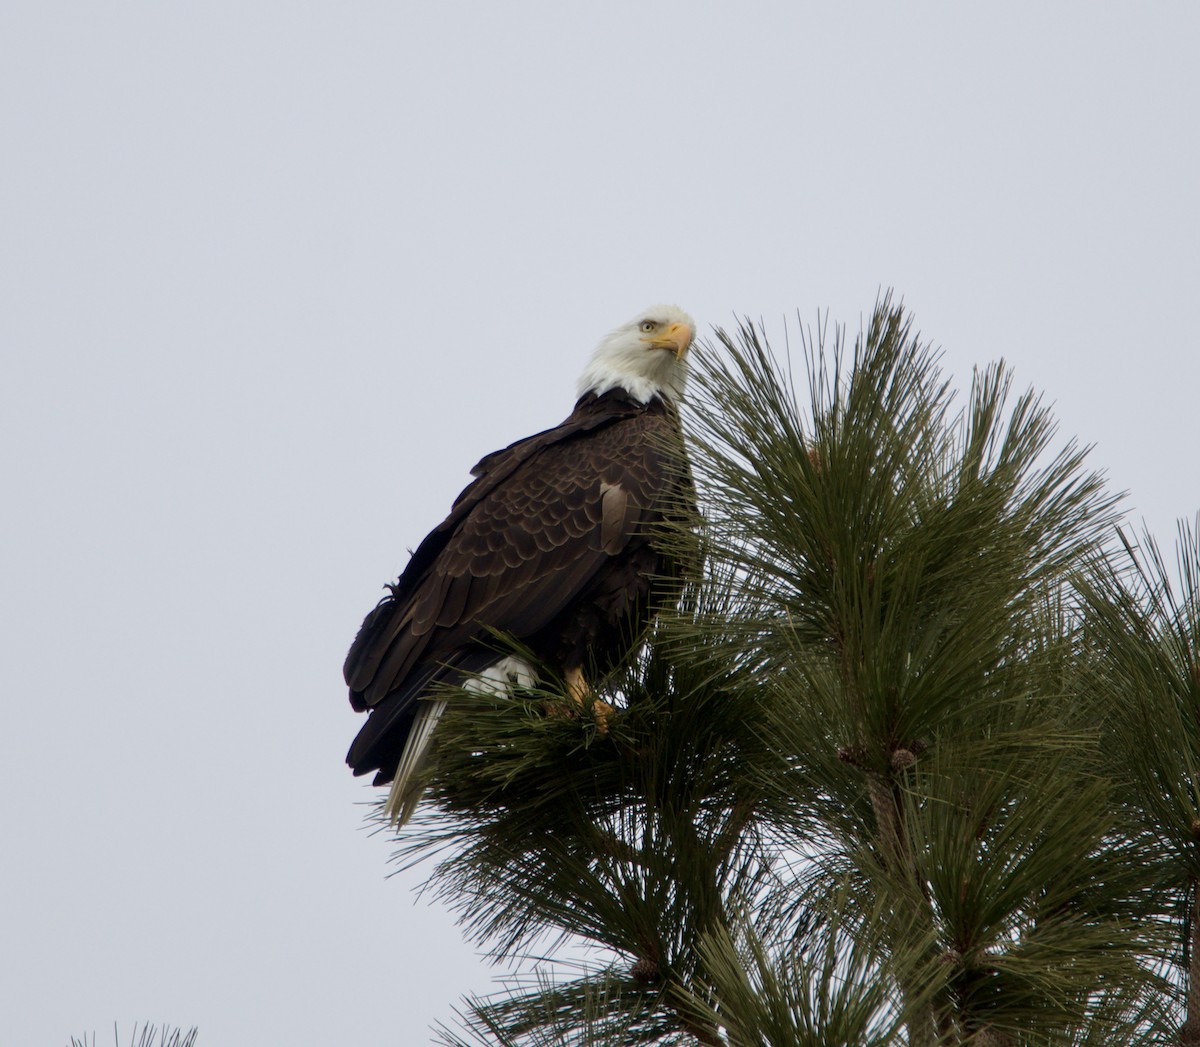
(392, 298), (1188, 1045)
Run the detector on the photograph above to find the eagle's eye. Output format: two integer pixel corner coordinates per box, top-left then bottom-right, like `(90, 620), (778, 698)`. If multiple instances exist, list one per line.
(640, 320), (656, 333)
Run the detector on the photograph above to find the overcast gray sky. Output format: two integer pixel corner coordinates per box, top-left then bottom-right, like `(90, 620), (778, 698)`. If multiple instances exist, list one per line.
(2, 3), (1197, 1044)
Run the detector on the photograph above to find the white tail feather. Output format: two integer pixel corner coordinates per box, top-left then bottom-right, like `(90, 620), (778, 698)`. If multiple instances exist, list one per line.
(383, 655), (538, 827)
(384, 698), (447, 826)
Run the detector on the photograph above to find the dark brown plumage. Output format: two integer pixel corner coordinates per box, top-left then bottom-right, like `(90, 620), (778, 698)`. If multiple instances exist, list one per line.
(344, 387), (694, 817)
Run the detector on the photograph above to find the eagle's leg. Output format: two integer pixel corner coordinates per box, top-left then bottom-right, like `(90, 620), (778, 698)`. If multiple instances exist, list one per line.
(565, 666), (589, 706)
(565, 666), (613, 734)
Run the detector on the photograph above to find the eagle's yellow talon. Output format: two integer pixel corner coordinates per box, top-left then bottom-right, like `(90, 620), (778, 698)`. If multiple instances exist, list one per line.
(565, 666), (612, 734)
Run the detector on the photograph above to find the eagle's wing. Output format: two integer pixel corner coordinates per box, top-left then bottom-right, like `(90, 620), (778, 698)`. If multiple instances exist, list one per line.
(344, 399), (679, 782)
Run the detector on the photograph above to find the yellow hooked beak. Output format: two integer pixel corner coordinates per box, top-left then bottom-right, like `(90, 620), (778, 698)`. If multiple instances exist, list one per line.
(641, 321), (694, 359)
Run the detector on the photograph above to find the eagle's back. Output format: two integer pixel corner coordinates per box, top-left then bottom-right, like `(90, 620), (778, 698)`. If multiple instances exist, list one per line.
(344, 390), (691, 782)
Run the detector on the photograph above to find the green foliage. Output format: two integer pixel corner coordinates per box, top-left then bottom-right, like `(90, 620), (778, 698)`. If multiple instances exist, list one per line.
(435, 968), (695, 1047)
(401, 594), (779, 1043)
(1081, 520), (1200, 880)
(673, 299), (1161, 1045)
(680, 901), (909, 1046)
(393, 297), (1192, 1045)
(683, 300), (1116, 757)
(1079, 517), (1200, 1027)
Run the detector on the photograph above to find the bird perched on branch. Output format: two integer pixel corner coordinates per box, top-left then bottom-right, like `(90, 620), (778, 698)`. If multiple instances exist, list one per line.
(344, 305), (697, 825)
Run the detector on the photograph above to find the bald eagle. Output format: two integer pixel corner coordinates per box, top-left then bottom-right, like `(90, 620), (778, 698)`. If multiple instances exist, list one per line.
(344, 305), (697, 825)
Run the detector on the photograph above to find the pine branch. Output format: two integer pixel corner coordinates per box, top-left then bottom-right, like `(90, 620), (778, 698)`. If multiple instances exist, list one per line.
(677, 893), (907, 1047)
(434, 967), (690, 1046)
(397, 599), (780, 1044)
(1079, 515), (1200, 1042)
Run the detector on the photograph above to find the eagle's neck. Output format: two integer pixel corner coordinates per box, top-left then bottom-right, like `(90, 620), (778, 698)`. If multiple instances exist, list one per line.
(576, 350), (686, 405)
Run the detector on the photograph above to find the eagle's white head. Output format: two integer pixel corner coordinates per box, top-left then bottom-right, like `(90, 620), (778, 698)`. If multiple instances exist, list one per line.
(577, 304), (695, 404)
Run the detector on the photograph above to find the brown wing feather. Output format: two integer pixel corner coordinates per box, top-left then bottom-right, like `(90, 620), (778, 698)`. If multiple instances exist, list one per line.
(343, 397), (642, 696)
(359, 439), (614, 701)
(344, 392), (689, 779)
